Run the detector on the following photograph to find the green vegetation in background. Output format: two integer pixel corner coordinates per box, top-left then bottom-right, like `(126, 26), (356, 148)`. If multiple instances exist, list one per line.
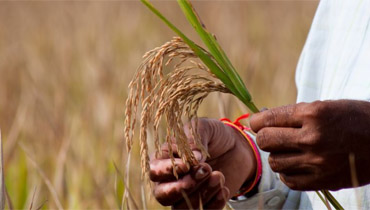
(6, 151), (28, 209)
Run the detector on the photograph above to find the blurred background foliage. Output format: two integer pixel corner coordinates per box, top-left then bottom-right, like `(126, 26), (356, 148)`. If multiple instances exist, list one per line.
(0, 1), (317, 209)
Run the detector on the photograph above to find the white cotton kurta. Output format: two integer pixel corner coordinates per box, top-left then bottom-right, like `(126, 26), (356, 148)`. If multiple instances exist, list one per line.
(230, 0), (370, 209)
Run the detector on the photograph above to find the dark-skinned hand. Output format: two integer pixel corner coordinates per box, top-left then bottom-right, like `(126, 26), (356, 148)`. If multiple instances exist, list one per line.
(250, 99), (370, 191)
(149, 118), (257, 209)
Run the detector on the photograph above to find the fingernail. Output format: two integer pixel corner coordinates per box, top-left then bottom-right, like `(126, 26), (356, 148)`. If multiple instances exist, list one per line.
(260, 107), (268, 112)
(193, 151), (202, 161)
(195, 167), (208, 180)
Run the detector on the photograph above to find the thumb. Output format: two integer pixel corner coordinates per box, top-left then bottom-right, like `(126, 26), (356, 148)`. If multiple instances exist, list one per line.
(184, 118), (240, 161)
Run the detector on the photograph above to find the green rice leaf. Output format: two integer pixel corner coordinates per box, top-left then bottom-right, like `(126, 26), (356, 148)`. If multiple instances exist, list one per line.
(176, 0), (253, 104)
(321, 190), (344, 210)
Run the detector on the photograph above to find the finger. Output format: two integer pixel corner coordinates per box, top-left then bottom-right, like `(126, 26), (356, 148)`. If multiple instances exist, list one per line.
(150, 158), (190, 182)
(268, 152), (312, 174)
(280, 173), (319, 191)
(173, 171), (225, 209)
(157, 143), (203, 160)
(250, 104), (304, 132)
(150, 144), (203, 182)
(154, 163), (211, 206)
(203, 187), (230, 210)
(256, 127), (302, 152)
(184, 118), (237, 159)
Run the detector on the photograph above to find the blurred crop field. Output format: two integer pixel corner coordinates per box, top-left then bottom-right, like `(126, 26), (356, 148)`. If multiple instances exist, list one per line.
(0, 1), (318, 209)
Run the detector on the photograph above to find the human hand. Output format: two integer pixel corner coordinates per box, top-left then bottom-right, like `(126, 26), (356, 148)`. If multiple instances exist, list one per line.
(149, 118), (257, 209)
(250, 100), (370, 191)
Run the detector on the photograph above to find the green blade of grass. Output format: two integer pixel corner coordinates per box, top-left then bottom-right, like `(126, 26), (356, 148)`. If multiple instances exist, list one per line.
(177, 0), (252, 103)
(316, 191), (332, 210)
(113, 162), (139, 210)
(0, 131), (4, 209)
(321, 190), (344, 210)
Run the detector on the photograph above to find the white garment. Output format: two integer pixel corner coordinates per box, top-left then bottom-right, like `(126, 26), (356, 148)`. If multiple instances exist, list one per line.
(230, 0), (370, 209)
(296, 0), (370, 102)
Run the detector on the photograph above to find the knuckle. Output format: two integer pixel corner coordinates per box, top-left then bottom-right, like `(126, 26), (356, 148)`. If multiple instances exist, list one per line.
(283, 104), (296, 117)
(280, 175), (299, 190)
(149, 169), (158, 181)
(302, 134), (316, 147)
(153, 187), (172, 206)
(266, 109), (279, 127)
(297, 102), (308, 108)
(314, 156), (326, 167)
(148, 161), (162, 181)
(286, 182), (298, 190)
(182, 183), (195, 191)
(294, 102), (307, 119)
(249, 115), (259, 131)
(299, 129), (322, 149)
(309, 132), (322, 147)
(180, 177), (196, 190)
(310, 154), (326, 168)
(303, 100), (326, 119)
(303, 102), (317, 118)
(256, 128), (269, 150)
(275, 129), (286, 146)
(268, 155), (281, 172)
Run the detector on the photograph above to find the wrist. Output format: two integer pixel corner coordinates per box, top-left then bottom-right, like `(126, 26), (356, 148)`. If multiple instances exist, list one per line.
(218, 115), (262, 198)
(222, 125), (257, 198)
(234, 130), (258, 191)
(223, 119), (261, 198)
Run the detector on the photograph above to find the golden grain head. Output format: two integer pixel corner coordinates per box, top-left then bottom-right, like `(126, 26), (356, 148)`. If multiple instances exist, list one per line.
(125, 37), (230, 178)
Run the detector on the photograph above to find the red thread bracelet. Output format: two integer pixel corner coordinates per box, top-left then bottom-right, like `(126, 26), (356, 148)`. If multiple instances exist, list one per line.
(220, 114), (262, 197)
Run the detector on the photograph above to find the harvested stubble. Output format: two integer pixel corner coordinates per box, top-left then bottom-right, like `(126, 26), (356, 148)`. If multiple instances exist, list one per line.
(125, 37), (230, 178)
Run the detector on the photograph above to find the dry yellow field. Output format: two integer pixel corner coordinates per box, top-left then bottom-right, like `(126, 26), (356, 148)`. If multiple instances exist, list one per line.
(0, 1), (317, 209)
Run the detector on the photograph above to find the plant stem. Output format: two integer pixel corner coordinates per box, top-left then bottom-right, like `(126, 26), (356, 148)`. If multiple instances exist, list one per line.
(246, 102), (259, 114)
(321, 190), (344, 210)
(316, 191), (332, 210)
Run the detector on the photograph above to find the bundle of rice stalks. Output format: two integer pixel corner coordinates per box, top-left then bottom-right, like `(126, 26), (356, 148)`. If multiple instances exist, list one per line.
(124, 0), (342, 209)
(125, 37), (230, 178)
